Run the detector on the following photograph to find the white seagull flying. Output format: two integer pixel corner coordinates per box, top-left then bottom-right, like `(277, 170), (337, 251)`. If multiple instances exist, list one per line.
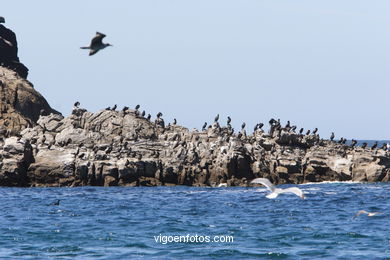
(250, 178), (305, 199)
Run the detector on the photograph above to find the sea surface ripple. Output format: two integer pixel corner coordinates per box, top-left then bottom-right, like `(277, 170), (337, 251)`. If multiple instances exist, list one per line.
(0, 183), (389, 259)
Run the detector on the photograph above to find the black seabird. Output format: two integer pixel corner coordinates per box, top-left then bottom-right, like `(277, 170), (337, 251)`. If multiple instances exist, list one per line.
(299, 128), (304, 134)
(227, 116), (231, 124)
(258, 123), (264, 129)
(371, 141), (378, 149)
(351, 139), (357, 147)
(173, 118), (177, 125)
(122, 106), (129, 112)
(51, 199), (60, 206)
(141, 110), (145, 117)
(80, 32), (113, 56)
(147, 114), (151, 121)
(202, 122), (207, 131)
(313, 128), (318, 134)
(285, 121), (290, 128)
(214, 114), (219, 122)
(73, 101), (80, 108)
(241, 122), (246, 129)
(269, 118), (277, 125)
(111, 104), (117, 111)
(135, 104), (140, 110)
(157, 112), (163, 118)
(306, 129), (310, 135)
(330, 132), (335, 141)
(254, 124), (259, 131)
(361, 142), (367, 149)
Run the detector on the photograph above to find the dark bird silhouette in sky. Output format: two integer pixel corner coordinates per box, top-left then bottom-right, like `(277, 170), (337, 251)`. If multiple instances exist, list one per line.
(80, 32), (112, 56)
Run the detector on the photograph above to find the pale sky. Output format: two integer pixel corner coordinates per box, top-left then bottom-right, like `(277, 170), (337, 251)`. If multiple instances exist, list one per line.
(2, 1), (390, 139)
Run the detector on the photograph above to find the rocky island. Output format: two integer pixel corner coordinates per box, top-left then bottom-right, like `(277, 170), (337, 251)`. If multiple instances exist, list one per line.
(0, 23), (389, 187)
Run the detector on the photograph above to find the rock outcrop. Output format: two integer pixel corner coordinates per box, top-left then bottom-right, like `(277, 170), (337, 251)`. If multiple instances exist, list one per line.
(0, 23), (28, 79)
(0, 106), (388, 187)
(0, 67), (60, 135)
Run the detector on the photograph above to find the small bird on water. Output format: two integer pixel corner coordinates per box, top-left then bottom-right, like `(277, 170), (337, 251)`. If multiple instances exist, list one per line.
(250, 178), (305, 199)
(80, 32), (112, 56)
(51, 199), (60, 206)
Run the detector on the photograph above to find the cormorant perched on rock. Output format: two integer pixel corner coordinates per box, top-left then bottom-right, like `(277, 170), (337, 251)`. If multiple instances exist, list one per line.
(241, 122), (246, 129)
(361, 142), (368, 149)
(80, 32), (112, 56)
(214, 114), (219, 122)
(227, 116), (231, 124)
(341, 138), (347, 144)
(122, 106), (129, 112)
(306, 129), (311, 135)
(135, 104), (140, 110)
(254, 124), (259, 131)
(105, 106), (110, 110)
(157, 112), (162, 118)
(330, 132), (335, 141)
(269, 118), (277, 125)
(381, 143), (388, 150)
(111, 104), (117, 111)
(351, 139), (357, 147)
(173, 118), (177, 125)
(202, 122), (207, 131)
(299, 128), (304, 134)
(74, 101), (80, 108)
(291, 126), (297, 132)
(258, 123), (264, 129)
(313, 128), (318, 134)
(338, 138), (344, 144)
(285, 121), (290, 128)
(141, 110), (145, 117)
(371, 141), (378, 149)
(147, 114), (151, 121)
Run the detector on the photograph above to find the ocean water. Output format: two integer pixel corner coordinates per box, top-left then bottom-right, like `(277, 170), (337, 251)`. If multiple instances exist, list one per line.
(0, 183), (389, 259)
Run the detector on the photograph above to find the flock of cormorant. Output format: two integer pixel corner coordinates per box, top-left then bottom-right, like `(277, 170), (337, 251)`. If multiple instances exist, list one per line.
(72, 101), (389, 151)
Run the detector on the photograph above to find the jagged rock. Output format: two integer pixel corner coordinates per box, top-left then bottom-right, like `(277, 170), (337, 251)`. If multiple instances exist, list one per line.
(2, 106), (387, 187)
(0, 23), (28, 78)
(0, 67), (60, 135)
(0, 137), (33, 186)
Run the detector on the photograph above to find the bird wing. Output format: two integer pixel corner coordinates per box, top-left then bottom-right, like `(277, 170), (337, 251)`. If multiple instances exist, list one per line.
(250, 178), (275, 192)
(91, 32), (106, 46)
(281, 187), (305, 199)
(89, 49), (99, 56)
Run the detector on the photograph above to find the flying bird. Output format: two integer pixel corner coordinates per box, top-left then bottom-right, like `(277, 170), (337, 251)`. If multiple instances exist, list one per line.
(250, 178), (305, 199)
(80, 32), (112, 56)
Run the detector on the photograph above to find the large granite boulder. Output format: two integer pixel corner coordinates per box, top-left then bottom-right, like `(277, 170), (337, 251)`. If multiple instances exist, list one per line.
(0, 67), (60, 135)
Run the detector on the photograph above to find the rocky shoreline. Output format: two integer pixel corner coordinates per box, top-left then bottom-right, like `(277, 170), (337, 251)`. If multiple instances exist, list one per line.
(0, 96), (389, 187)
(0, 24), (389, 187)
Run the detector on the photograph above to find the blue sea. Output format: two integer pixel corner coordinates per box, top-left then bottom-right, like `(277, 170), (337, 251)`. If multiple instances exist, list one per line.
(0, 183), (389, 259)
